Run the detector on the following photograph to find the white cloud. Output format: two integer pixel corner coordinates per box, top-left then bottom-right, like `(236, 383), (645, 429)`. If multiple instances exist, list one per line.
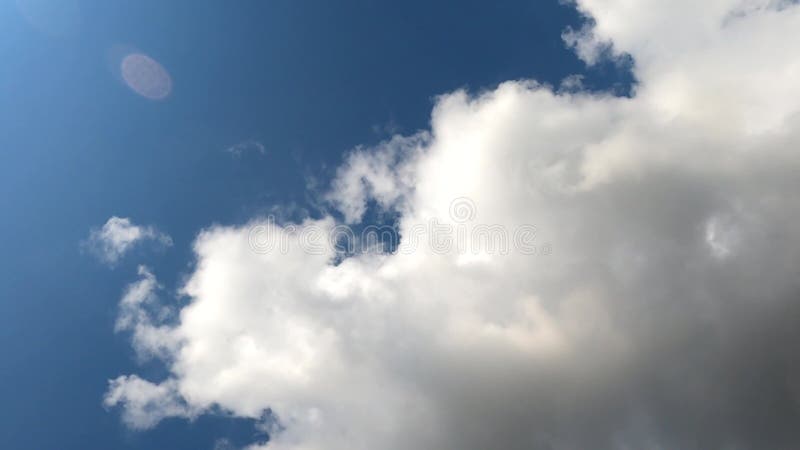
(104, 375), (196, 430)
(226, 140), (267, 157)
(106, 1), (800, 449)
(103, 267), (187, 428)
(85, 216), (172, 265)
(114, 266), (180, 361)
(325, 134), (427, 223)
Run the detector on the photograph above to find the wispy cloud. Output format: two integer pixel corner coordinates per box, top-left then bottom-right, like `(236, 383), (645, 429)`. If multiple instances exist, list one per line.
(225, 140), (266, 158)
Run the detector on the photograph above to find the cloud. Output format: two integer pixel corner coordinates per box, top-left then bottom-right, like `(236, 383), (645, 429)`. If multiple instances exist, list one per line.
(85, 217), (172, 265)
(104, 375), (196, 430)
(105, 1), (800, 449)
(226, 140), (267, 158)
(213, 439), (238, 450)
(325, 133), (427, 223)
(114, 266), (180, 361)
(103, 267), (188, 428)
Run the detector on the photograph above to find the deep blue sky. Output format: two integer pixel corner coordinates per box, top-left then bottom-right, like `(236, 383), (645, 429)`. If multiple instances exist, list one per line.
(0, 1), (631, 448)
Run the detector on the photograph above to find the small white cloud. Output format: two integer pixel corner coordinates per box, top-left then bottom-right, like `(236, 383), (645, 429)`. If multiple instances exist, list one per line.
(226, 140), (266, 158)
(85, 216), (172, 265)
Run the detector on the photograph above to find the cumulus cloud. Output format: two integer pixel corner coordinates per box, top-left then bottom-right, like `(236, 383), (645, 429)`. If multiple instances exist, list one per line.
(106, 1), (800, 449)
(85, 217), (172, 265)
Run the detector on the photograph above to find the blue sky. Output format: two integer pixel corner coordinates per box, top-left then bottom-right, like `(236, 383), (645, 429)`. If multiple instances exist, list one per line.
(5, 1), (800, 450)
(0, 2), (631, 448)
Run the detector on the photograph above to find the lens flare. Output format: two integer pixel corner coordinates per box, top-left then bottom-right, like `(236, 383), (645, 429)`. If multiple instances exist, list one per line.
(120, 53), (172, 100)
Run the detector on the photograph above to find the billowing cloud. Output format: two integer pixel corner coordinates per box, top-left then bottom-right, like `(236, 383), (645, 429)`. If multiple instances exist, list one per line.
(85, 217), (172, 265)
(105, 1), (800, 449)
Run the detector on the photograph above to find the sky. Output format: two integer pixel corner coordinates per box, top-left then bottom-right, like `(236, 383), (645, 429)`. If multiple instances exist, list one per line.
(2, 1), (800, 449)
